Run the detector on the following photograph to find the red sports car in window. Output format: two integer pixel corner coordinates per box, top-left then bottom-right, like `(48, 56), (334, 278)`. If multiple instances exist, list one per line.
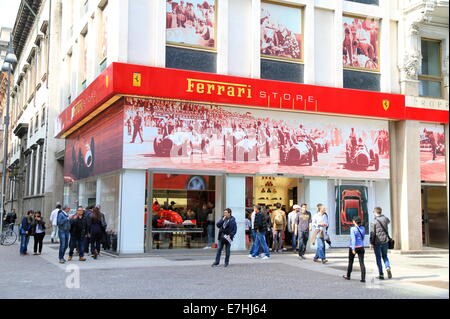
(340, 190), (364, 229)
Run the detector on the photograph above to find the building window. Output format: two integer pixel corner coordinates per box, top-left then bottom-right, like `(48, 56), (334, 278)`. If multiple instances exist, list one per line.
(29, 120), (33, 137)
(36, 145), (43, 194)
(419, 38), (443, 98)
(260, 1), (304, 83)
(346, 0), (379, 5)
(41, 106), (46, 126)
(34, 114), (39, 132)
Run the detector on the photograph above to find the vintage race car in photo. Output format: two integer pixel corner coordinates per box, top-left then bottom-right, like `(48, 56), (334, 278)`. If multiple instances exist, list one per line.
(284, 138), (314, 166)
(345, 141), (380, 171)
(340, 190), (364, 229)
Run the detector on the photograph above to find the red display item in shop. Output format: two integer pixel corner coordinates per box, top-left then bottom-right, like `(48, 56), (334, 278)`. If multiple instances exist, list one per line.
(156, 209), (184, 227)
(340, 190), (364, 229)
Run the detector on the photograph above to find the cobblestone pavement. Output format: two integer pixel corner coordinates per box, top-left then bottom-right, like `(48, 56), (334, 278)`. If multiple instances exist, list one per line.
(0, 239), (447, 299)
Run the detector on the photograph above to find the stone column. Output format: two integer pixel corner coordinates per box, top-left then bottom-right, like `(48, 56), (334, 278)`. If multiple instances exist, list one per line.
(392, 120), (422, 251)
(224, 175), (246, 251)
(119, 169), (146, 254)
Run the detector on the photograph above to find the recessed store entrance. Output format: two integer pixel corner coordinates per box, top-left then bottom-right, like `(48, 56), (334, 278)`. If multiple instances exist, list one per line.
(245, 175), (302, 250)
(421, 185), (449, 249)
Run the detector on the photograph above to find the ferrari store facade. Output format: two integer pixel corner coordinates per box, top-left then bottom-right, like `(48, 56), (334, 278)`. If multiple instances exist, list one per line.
(56, 63), (449, 254)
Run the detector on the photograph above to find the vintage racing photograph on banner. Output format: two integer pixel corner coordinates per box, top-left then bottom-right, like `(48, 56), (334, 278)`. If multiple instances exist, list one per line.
(261, 1), (302, 61)
(166, 0), (216, 49)
(64, 106), (123, 182)
(420, 124), (446, 182)
(123, 97), (390, 179)
(343, 15), (379, 71)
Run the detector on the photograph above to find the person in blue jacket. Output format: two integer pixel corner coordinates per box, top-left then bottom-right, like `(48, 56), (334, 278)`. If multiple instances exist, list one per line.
(211, 208), (237, 268)
(57, 205), (72, 263)
(343, 216), (366, 283)
(19, 210), (34, 256)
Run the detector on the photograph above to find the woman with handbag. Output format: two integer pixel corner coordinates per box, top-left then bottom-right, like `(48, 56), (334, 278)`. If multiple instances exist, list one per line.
(31, 211), (46, 255)
(343, 216), (366, 282)
(88, 206), (107, 259)
(370, 207), (392, 280)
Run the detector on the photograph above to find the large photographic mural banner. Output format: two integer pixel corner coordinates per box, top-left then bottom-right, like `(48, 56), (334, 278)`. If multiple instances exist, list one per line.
(123, 97), (390, 178)
(260, 1), (303, 61)
(64, 106), (123, 182)
(420, 124), (446, 182)
(166, 0), (216, 49)
(343, 15), (380, 72)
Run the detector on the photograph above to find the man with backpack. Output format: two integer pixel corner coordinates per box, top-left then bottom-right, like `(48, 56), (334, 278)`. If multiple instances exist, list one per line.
(370, 207), (392, 280)
(271, 203), (286, 253)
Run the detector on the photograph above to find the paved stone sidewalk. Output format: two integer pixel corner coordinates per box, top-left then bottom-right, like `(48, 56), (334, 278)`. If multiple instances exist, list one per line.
(0, 239), (447, 299)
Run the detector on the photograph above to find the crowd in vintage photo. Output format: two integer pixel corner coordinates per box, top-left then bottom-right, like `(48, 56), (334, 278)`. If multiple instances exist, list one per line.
(123, 98), (388, 173)
(343, 17), (379, 70)
(260, 6), (301, 60)
(166, 0), (215, 48)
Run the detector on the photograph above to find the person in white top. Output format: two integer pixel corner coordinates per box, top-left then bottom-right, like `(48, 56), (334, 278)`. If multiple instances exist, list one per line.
(49, 204), (61, 243)
(288, 205), (300, 252)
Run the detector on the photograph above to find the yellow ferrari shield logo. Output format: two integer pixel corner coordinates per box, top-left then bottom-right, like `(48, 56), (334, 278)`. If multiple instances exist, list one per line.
(133, 73), (141, 87)
(382, 100), (390, 111)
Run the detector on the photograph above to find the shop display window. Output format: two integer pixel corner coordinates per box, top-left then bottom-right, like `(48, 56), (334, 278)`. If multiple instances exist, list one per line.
(149, 174), (216, 249)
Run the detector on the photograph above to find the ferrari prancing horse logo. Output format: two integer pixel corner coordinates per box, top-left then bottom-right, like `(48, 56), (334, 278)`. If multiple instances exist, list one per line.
(382, 100), (390, 111)
(133, 73), (141, 87)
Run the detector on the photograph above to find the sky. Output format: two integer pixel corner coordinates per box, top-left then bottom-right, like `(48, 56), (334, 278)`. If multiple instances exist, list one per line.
(0, 0), (21, 29)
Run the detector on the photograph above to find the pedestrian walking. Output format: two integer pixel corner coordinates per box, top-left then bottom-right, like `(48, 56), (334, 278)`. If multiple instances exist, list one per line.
(288, 205), (300, 252)
(343, 216), (366, 282)
(205, 205), (215, 248)
(211, 208), (237, 267)
(68, 206), (88, 262)
(83, 205), (94, 254)
(4, 208), (17, 231)
(88, 205), (107, 259)
(370, 207), (392, 280)
(245, 212), (251, 249)
(271, 203), (286, 253)
(295, 203), (312, 259)
(248, 206), (258, 257)
(49, 204), (61, 243)
(264, 206), (273, 251)
(248, 205), (270, 259)
(31, 211), (46, 255)
(312, 204), (328, 264)
(57, 205), (71, 263)
(19, 210), (34, 256)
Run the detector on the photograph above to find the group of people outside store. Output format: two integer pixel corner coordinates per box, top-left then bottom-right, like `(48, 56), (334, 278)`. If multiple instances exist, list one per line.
(213, 203), (393, 283)
(8, 204), (108, 264)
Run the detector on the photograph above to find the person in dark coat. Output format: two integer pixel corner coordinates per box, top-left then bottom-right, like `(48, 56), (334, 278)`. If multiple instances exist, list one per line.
(88, 205), (107, 259)
(68, 206), (88, 261)
(4, 208), (17, 230)
(211, 208), (237, 268)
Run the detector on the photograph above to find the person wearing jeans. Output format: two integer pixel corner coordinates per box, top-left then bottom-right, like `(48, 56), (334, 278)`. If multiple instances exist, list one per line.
(49, 204), (61, 243)
(288, 205), (300, 251)
(295, 203), (312, 259)
(343, 216), (366, 283)
(271, 203), (286, 253)
(249, 205), (270, 259)
(68, 206), (88, 262)
(370, 207), (392, 280)
(57, 206), (71, 263)
(211, 208), (237, 267)
(19, 211), (33, 256)
(312, 204), (328, 264)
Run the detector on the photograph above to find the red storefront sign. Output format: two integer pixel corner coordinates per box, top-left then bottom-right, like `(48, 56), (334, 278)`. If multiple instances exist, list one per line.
(55, 62), (448, 138)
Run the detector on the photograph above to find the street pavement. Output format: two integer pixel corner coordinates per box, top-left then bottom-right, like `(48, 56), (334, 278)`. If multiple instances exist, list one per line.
(0, 239), (448, 299)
